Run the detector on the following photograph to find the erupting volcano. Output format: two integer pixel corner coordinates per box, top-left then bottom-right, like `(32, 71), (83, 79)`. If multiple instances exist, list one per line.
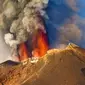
(1, 0), (85, 85)
(18, 29), (49, 62)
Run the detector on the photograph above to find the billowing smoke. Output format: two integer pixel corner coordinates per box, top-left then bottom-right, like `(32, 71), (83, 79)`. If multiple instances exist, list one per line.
(0, 0), (48, 63)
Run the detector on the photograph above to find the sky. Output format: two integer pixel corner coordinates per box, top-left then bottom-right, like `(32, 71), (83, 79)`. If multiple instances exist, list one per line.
(0, 30), (12, 63)
(44, 0), (85, 48)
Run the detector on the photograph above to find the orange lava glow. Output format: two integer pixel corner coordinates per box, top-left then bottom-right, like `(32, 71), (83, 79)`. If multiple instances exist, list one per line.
(18, 29), (49, 61)
(18, 43), (29, 61)
(32, 29), (49, 57)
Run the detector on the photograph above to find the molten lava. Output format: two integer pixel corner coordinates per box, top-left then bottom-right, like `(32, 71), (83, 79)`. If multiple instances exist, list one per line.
(32, 29), (49, 57)
(18, 43), (29, 61)
(18, 29), (49, 62)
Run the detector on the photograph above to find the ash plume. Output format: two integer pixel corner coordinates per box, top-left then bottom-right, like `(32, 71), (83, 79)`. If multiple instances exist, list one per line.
(0, 0), (48, 62)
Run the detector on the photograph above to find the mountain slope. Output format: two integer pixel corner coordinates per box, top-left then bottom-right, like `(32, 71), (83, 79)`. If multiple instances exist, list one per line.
(0, 43), (85, 85)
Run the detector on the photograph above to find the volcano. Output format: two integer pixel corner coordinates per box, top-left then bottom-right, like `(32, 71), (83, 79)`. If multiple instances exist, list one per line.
(0, 43), (85, 85)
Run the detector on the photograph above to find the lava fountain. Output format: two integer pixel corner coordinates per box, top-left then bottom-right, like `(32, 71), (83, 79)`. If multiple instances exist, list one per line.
(0, 0), (49, 64)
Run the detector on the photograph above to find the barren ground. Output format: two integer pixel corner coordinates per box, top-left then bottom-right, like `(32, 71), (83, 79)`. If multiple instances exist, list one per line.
(0, 44), (85, 85)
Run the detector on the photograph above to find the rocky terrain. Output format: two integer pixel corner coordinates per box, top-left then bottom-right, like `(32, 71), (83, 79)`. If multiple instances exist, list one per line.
(0, 43), (85, 85)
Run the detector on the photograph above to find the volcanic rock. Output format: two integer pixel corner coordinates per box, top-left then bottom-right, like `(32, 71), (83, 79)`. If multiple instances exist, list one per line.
(0, 43), (85, 85)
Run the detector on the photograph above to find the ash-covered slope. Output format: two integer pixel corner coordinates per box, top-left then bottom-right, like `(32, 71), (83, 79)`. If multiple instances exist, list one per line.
(0, 43), (85, 85)
(23, 43), (85, 85)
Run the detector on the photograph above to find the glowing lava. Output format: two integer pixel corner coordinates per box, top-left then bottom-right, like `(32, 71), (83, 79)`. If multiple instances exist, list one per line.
(18, 29), (49, 62)
(32, 29), (49, 57)
(18, 43), (29, 61)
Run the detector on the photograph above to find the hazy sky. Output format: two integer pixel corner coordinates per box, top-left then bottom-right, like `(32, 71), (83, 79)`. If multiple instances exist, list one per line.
(45, 0), (85, 48)
(0, 30), (11, 63)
